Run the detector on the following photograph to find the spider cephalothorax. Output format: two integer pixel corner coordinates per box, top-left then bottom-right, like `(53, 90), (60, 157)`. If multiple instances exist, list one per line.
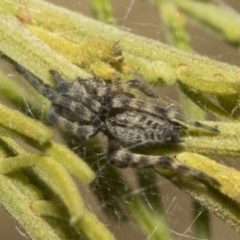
(16, 64), (220, 187)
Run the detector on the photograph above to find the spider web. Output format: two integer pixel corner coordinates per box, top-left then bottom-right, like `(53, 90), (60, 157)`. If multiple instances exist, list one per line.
(1, 1), (240, 240)
(64, 1), (240, 240)
(74, 1), (239, 240)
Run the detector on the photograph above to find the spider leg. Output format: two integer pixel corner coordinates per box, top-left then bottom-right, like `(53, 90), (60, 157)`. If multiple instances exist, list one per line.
(48, 95), (94, 122)
(110, 94), (219, 133)
(48, 106), (100, 139)
(16, 65), (97, 122)
(107, 139), (220, 187)
(166, 111), (220, 133)
(105, 80), (159, 98)
(48, 70), (157, 113)
(110, 94), (168, 119)
(15, 64), (55, 97)
(49, 70), (102, 113)
(59, 72), (158, 98)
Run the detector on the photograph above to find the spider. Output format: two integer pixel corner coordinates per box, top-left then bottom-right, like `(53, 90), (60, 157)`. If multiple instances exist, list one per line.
(16, 64), (220, 187)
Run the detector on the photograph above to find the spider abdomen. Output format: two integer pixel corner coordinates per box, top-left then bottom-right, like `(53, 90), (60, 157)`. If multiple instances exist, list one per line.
(105, 110), (182, 147)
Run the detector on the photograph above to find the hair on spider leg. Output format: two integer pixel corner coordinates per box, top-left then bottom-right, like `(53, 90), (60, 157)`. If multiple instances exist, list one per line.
(167, 168), (221, 188)
(162, 157), (221, 187)
(166, 111), (220, 133)
(129, 73), (159, 98)
(107, 140), (220, 187)
(15, 64), (220, 188)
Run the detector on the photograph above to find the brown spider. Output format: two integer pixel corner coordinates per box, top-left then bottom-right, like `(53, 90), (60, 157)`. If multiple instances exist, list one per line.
(16, 64), (220, 187)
